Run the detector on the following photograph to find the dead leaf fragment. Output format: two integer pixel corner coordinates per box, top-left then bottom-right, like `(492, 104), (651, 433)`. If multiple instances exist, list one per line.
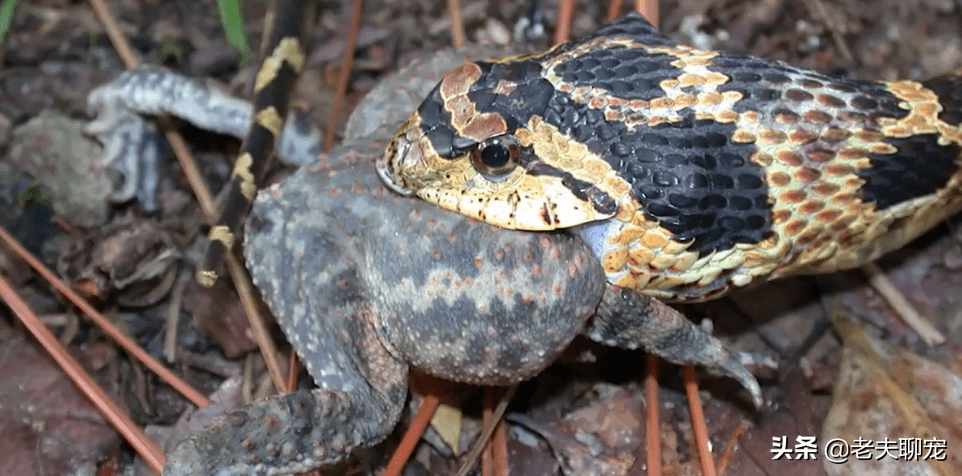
(822, 314), (962, 476)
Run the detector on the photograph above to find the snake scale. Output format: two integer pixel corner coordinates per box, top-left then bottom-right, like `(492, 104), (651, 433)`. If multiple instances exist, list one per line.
(196, 0), (311, 287)
(378, 12), (962, 302)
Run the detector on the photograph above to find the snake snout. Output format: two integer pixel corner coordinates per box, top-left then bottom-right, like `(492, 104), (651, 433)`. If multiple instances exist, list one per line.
(376, 132), (415, 196)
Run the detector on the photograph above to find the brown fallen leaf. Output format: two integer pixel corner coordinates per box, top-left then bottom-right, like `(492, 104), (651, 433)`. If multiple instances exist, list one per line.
(822, 312), (962, 476)
(0, 319), (121, 476)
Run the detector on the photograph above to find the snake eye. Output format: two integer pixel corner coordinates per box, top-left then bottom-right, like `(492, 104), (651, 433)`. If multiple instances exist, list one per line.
(470, 135), (521, 179)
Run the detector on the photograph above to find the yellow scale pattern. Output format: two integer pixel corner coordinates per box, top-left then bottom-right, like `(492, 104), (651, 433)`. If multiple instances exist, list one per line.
(378, 14), (962, 302)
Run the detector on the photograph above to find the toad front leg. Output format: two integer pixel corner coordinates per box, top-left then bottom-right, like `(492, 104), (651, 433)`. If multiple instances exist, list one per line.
(589, 286), (774, 408)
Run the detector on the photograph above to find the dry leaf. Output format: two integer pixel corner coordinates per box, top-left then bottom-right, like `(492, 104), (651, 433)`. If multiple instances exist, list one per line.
(431, 400), (464, 454)
(822, 314), (962, 475)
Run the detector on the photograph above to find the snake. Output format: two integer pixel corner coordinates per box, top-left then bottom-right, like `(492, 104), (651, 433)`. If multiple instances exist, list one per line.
(377, 12), (962, 302)
(196, 0), (311, 287)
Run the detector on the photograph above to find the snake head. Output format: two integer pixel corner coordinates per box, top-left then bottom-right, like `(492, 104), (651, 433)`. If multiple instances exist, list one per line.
(377, 61), (622, 230)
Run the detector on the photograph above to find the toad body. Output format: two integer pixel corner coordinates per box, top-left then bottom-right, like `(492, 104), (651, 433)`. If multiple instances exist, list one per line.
(87, 46), (764, 476)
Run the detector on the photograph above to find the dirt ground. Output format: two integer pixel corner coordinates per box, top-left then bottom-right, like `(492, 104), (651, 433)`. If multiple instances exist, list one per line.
(0, 1), (961, 475)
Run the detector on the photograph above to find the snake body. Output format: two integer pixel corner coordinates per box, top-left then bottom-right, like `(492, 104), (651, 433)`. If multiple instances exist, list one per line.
(196, 0), (310, 287)
(377, 12), (962, 301)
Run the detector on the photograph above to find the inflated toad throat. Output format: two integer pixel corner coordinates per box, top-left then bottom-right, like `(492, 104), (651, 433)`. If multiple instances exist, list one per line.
(378, 12), (962, 302)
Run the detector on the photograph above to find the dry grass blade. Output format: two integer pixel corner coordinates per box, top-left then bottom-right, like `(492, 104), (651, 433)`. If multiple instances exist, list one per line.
(683, 365), (717, 476)
(861, 262), (945, 346)
(0, 273), (165, 473)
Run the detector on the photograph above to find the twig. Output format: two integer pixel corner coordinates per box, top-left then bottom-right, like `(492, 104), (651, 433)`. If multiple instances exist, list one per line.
(683, 365), (717, 476)
(286, 348), (299, 393)
(381, 393), (441, 476)
(481, 387), (509, 476)
(606, 0), (623, 22)
(455, 385), (517, 476)
(645, 354), (662, 476)
(161, 116), (218, 218)
(86, 0), (138, 67)
(861, 262), (945, 346)
(638, 0), (659, 28)
(554, 0), (576, 45)
(446, 0), (466, 48)
(163, 270), (190, 363)
(226, 251), (288, 390)
(323, 0), (364, 151)
(716, 421), (746, 475)
(88, 0), (216, 216)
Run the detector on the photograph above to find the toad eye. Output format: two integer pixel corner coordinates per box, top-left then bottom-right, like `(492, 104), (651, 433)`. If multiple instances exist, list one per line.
(470, 135), (521, 179)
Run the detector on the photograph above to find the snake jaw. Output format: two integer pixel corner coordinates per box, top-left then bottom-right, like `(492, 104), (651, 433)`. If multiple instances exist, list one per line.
(380, 98), (623, 230)
(380, 118), (619, 230)
(381, 137), (618, 231)
(376, 135), (414, 196)
(378, 115), (429, 196)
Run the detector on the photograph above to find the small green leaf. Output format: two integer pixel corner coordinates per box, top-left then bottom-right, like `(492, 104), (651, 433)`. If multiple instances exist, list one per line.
(216, 0), (251, 66)
(0, 0), (20, 46)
